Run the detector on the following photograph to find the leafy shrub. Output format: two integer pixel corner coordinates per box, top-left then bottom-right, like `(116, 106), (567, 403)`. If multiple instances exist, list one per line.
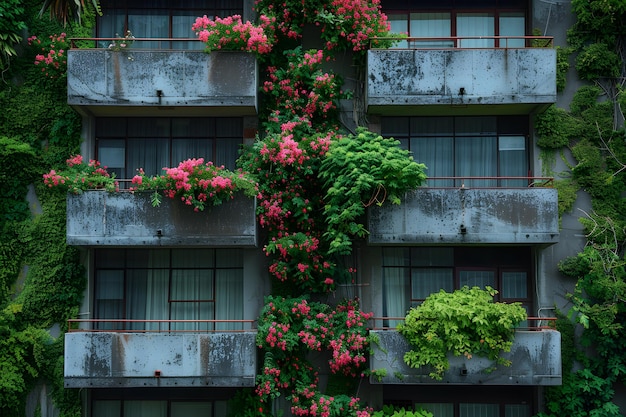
(398, 286), (527, 380)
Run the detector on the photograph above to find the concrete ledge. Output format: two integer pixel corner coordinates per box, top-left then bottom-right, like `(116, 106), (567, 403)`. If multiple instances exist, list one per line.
(368, 188), (559, 245)
(64, 332), (257, 388)
(66, 191), (257, 247)
(370, 330), (561, 385)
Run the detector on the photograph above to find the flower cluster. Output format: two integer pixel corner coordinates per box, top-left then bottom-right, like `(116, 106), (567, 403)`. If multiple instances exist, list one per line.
(256, 296), (373, 416)
(263, 48), (343, 122)
(192, 14), (275, 56)
(131, 158), (254, 212)
(28, 33), (69, 79)
(43, 155), (118, 193)
(108, 30), (135, 51)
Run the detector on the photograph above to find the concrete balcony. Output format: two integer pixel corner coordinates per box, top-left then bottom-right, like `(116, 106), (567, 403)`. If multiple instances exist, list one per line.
(64, 332), (257, 388)
(368, 187), (559, 245)
(67, 49), (257, 116)
(370, 329), (561, 385)
(366, 45), (556, 115)
(66, 191), (257, 247)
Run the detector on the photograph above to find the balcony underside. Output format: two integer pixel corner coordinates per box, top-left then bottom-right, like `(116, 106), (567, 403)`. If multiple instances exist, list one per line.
(370, 330), (561, 385)
(67, 50), (257, 117)
(64, 332), (257, 388)
(66, 191), (257, 247)
(367, 48), (556, 115)
(368, 188), (559, 245)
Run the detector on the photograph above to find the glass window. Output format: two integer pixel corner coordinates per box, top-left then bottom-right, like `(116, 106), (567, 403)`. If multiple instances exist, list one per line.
(457, 13), (494, 48)
(460, 403), (499, 417)
(499, 13), (526, 47)
(410, 13), (452, 48)
(382, 116), (529, 188)
(381, 247), (532, 327)
(94, 400), (218, 417)
(96, 117), (243, 180)
(94, 249), (244, 331)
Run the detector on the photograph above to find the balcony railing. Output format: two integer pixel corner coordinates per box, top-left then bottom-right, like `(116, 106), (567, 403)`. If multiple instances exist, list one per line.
(68, 319), (257, 333)
(67, 38), (258, 116)
(368, 179), (559, 245)
(64, 321), (258, 388)
(371, 35), (554, 50)
(66, 191), (257, 247)
(366, 37), (556, 114)
(369, 323), (561, 385)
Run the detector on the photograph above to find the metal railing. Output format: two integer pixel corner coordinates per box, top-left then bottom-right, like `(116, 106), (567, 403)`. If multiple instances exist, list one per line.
(68, 318), (257, 333)
(421, 176), (554, 188)
(370, 316), (557, 331)
(69, 37), (204, 50)
(370, 35), (554, 50)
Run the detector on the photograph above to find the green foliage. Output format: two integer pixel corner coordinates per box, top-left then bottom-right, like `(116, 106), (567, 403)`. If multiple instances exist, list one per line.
(555, 46), (571, 93)
(0, 0), (25, 70)
(398, 287), (526, 380)
(319, 128), (427, 254)
(568, 0), (626, 49)
(371, 404), (433, 417)
(0, 137), (39, 223)
(535, 105), (575, 149)
(553, 179), (578, 218)
(575, 43), (621, 81)
(570, 86), (602, 116)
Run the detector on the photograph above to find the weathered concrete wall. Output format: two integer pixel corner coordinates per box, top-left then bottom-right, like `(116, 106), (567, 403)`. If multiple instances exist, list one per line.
(67, 50), (257, 115)
(370, 330), (561, 385)
(367, 48), (556, 114)
(64, 332), (257, 388)
(368, 188), (559, 245)
(66, 191), (257, 246)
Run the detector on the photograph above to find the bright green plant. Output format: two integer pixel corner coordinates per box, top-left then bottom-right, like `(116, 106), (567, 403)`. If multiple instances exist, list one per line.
(398, 286), (527, 380)
(319, 128), (427, 255)
(575, 43), (621, 81)
(371, 405), (433, 417)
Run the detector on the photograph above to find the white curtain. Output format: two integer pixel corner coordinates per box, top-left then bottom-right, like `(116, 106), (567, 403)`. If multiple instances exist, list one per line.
(170, 269), (214, 332)
(386, 13), (408, 48)
(172, 13), (205, 50)
(499, 136), (527, 187)
(215, 269), (243, 331)
(411, 268), (454, 300)
(382, 248), (410, 327)
(505, 404), (531, 417)
(97, 10), (125, 48)
(499, 13), (526, 48)
(410, 137), (454, 187)
(455, 136), (497, 187)
(457, 13), (494, 48)
(127, 138), (170, 177)
(128, 10), (168, 49)
(95, 271), (124, 330)
(410, 13), (452, 48)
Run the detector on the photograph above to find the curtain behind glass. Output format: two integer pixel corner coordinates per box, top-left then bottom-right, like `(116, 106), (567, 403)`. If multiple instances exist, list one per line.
(127, 138), (170, 177)
(501, 272), (527, 298)
(170, 270), (214, 331)
(382, 248), (410, 327)
(499, 13), (526, 48)
(410, 13), (452, 48)
(215, 269), (243, 331)
(455, 136), (497, 187)
(124, 401), (167, 417)
(411, 268), (454, 300)
(410, 137), (454, 187)
(93, 400), (121, 417)
(460, 403), (499, 417)
(173, 13), (205, 50)
(386, 13), (408, 48)
(457, 13), (494, 48)
(505, 404), (531, 417)
(171, 402), (213, 417)
(128, 10), (168, 49)
(171, 139), (213, 166)
(98, 10), (126, 48)
(95, 271), (125, 330)
(126, 269), (169, 331)
(418, 403), (454, 417)
(459, 270), (495, 289)
(499, 136), (527, 187)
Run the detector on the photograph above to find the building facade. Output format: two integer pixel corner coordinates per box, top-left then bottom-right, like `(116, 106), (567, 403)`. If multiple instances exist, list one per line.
(63, 0), (576, 416)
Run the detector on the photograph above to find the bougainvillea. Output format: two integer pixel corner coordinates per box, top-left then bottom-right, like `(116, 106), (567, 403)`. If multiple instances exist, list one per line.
(43, 154), (118, 193)
(192, 14), (276, 56)
(131, 158), (255, 211)
(256, 296), (373, 416)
